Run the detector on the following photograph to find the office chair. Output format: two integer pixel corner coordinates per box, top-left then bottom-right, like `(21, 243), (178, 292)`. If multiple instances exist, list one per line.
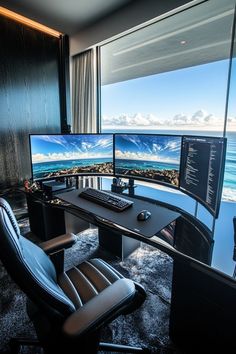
(0, 198), (148, 354)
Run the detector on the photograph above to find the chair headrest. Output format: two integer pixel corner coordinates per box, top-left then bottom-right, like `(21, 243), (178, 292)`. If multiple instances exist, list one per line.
(0, 198), (20, 237)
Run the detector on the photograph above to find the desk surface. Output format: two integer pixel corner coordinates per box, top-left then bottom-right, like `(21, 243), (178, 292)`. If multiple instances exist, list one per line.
(57, 189), (180, 239)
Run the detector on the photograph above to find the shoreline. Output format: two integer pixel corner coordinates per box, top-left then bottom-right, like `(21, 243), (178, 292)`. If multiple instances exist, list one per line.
(35, 162), (113, 179)
(115, 168), (179, 186)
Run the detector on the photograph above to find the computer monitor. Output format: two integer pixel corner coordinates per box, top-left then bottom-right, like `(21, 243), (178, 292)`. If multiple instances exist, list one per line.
(179, 135), (227, 217)
(114, 134), (181, 188)
(29, 134), (114, 181)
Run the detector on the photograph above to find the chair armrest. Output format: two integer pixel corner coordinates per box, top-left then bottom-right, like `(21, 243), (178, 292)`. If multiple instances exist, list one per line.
(63, 278), (135, 338)
(39, 233), (77, 254)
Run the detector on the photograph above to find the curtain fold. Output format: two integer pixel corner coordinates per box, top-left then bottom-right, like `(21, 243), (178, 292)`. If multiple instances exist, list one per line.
(72, 49), (96, 133)
(72, 49), (99, 188)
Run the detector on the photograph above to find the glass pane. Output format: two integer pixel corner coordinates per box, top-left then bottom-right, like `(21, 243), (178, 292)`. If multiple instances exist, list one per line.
(224, 23), (236, 202)
(100, 0), (235, 203)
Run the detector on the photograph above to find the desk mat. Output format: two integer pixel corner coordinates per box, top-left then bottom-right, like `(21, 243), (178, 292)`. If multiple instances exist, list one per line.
(57, 189), (180, 238)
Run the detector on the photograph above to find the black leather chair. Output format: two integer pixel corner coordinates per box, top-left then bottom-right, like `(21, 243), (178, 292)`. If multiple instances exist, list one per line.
(0, 197), (148, 354)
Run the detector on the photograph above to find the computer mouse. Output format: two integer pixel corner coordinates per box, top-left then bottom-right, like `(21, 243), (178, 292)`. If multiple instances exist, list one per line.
(137, 210), (151, 221)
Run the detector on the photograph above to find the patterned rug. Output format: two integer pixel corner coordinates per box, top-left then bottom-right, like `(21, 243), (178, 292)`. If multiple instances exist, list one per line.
(65, 228), (173, 350)
(0, 220), (174, 353)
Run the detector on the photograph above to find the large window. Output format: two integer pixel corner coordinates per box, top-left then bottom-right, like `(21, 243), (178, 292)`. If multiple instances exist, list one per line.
(100, 0), (236, 203)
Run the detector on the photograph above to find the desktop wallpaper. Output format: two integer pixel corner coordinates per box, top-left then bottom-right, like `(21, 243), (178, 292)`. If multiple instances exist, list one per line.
(30, 134), (113, 179)
(115, 134), (181, 187)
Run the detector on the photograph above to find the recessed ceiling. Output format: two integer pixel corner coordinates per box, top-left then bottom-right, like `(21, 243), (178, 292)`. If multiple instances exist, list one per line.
(101, 0), (236, 85)
(0, 0), (134, 35)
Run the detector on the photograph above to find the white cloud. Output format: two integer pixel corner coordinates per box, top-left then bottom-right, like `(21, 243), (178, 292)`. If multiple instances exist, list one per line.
(173, 113), (189, 124)
(227, 116), (236, 123)
(96, 138), (113, 148)
(102, 113), (161, 127)
(115, 149), (178, 164)
(38, 135), (69, 149)
(32, 151), (111, 164)
(152, 143), (162, 153)
(81, 142), (92, 151)
(165, 141), (181, 152)
(102, 109), (232, 129)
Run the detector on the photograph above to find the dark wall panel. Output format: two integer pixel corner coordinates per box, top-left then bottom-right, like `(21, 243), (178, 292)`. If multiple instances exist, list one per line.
(0, 16), (62, 187)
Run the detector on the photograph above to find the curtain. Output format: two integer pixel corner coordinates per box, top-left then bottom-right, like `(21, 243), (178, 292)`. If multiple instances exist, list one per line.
(72, 49), (97, 133)
(72, 49), (99, 188)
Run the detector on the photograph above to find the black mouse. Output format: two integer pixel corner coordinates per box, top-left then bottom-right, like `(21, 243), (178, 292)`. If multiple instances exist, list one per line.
(137, 210), (151, 221)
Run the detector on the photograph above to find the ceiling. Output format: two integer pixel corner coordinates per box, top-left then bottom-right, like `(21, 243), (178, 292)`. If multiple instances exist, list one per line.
(101, 0), (236, 85)
(0, 0), (134, 35)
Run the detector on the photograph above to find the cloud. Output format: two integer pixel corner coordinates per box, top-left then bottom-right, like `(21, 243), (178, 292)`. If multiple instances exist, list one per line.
(165, 140), (181, 152)
(32, 151), (111, 164)
(102, 109), (230, 128)
(173, 113), (188, 124)
(95, 137), (113, 148)
(102, 113), (161, 127)
(81, 142), (92, 151)
(38, 135), (69, 149)
(115, 149), (178, 164)
(152, 143), (162, 153)
(227, 116), (236, 123)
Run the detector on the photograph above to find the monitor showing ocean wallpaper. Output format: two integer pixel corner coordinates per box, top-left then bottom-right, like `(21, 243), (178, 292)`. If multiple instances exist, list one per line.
(30, 134), (113, 180)
(115, 134), (181, 187)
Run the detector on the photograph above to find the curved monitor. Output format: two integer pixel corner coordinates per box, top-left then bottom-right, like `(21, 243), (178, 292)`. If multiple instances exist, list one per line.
(29, 134), (114, 181)
(114, 134), (181, 189)
(179, 135), (227, 218)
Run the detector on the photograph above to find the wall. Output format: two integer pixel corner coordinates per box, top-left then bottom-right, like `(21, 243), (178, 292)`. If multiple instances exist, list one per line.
(70, 0), (194, 55)
(0, 16), (64, 187)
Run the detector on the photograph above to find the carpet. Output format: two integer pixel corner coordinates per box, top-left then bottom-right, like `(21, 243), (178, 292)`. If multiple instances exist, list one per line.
(0, 223), (174, 353)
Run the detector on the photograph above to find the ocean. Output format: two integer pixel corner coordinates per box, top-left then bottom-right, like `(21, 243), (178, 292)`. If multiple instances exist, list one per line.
(33, 158), (113, 179)
(115, 159), (179, 171)
(104, 129), (236, 202)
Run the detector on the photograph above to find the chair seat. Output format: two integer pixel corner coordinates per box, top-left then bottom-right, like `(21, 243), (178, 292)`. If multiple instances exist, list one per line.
(58, 258), (124, 309)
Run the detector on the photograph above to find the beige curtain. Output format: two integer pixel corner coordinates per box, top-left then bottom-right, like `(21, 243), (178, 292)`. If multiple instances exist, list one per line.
(71, 49), (99, 188)
(72, 49), (97, 133)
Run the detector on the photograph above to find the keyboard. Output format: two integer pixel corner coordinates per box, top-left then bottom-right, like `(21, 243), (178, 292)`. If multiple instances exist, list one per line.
(79, 188), (133, 212)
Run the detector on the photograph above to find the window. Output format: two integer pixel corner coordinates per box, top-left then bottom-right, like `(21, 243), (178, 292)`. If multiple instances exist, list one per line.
(100, 0), (236, 203)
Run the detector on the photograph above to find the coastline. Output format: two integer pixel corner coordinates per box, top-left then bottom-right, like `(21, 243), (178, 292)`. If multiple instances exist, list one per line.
(115, 168), (179, 186)
(35, 162), (113, 179)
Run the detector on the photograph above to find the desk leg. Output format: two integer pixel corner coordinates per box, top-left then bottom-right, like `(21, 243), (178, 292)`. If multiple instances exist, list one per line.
(98, 228), (140, 260)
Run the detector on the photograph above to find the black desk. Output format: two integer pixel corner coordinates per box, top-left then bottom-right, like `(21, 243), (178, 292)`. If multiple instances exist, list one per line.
(25, 184), (236, 351)
(56, 189), (180, 259)
(56, 187), (236, 352)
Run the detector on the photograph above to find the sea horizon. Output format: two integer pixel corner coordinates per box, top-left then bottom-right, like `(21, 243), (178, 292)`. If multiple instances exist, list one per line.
(32, 157), (113, 179)
(115, 158), (179, 170)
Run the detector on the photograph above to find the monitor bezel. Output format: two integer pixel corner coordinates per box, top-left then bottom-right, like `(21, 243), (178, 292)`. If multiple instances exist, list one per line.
(113, 132), (182, 191)
(179, 135), (227, 218)
(29, 133), (114, 182)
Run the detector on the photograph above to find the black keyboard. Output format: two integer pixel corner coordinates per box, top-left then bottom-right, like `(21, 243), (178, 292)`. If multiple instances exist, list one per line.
(79, 188), (133, 212)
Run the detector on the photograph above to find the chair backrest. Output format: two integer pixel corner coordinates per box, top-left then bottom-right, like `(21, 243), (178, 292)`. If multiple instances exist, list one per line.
(0, 198), (75, 321)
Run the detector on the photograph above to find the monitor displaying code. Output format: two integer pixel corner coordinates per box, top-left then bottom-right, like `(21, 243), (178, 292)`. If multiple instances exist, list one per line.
(180, 136), (226, 217)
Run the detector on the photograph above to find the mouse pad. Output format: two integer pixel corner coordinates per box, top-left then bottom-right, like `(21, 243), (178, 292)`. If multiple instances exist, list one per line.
(57, 189), (180, 238)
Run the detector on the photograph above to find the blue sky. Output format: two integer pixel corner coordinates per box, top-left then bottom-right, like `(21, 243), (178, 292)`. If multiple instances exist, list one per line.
(31, 134), (113, 163)
(115, 134), (181, 164)
(101, 60), (230, 129)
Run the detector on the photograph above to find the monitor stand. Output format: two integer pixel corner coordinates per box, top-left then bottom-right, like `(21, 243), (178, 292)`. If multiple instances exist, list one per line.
(111, 177), (136, 197)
